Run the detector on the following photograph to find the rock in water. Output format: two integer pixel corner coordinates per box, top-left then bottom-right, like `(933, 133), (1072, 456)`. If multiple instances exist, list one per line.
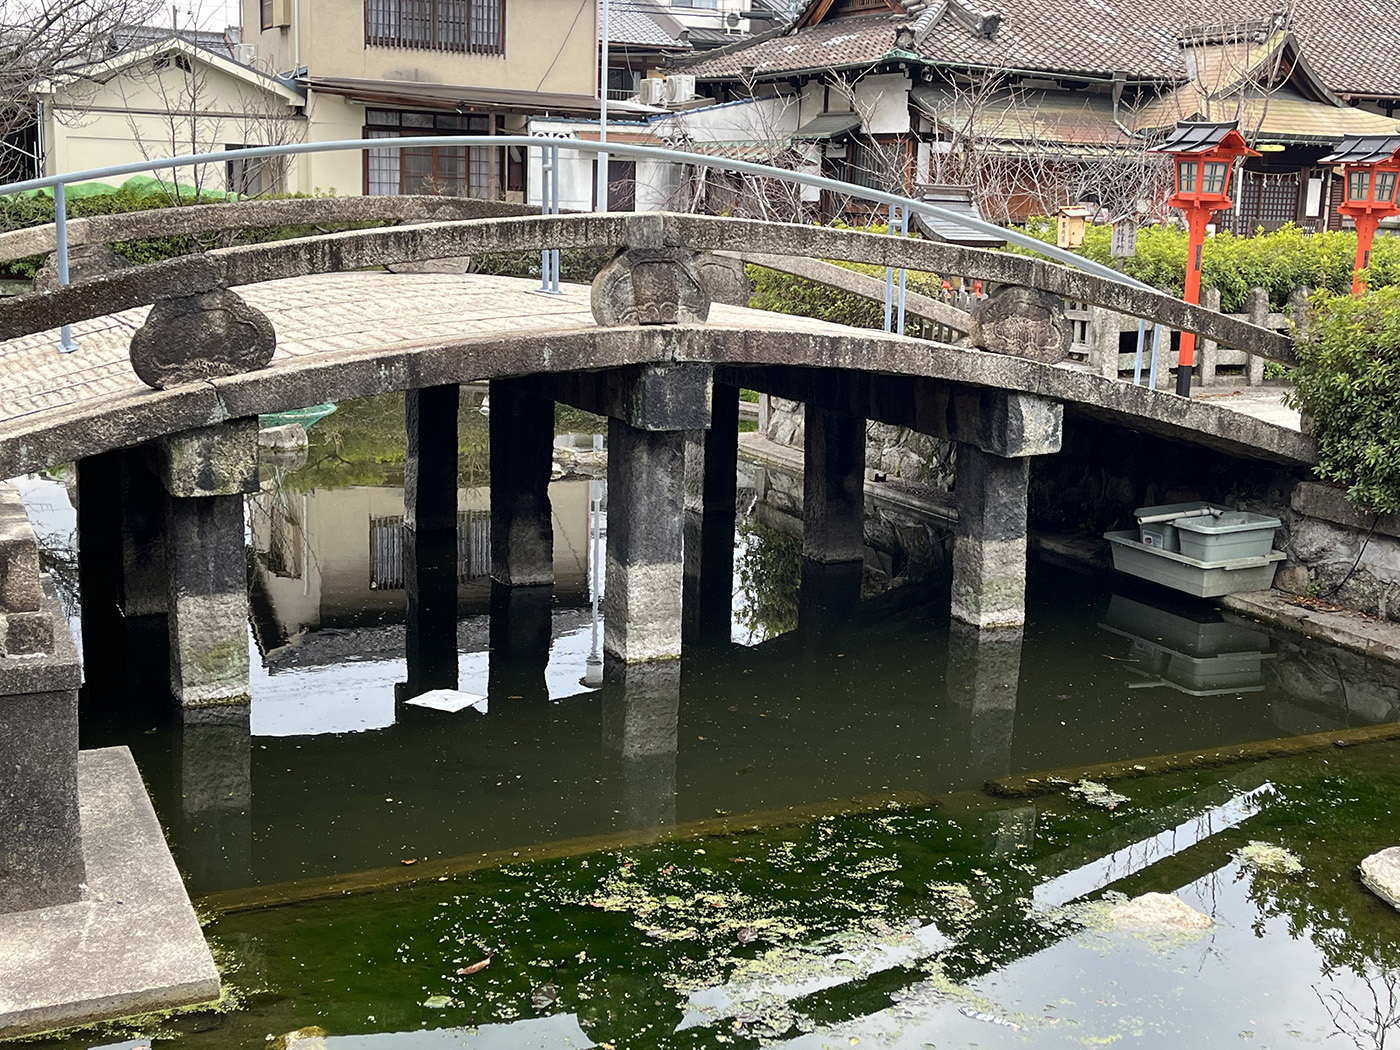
(1361, 847), (1400, 910)
(1109, 892), (1212, 930)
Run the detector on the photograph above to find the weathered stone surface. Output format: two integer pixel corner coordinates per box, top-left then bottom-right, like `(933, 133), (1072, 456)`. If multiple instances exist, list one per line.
(32, 243), (132, 292)
(1109, 892), (1212, 930)
(0, 486), (40, 614)
(257, 422), (307, 451)
(604, 420), (684, 663)
(803, 406), (866, 565)
(1361, 847), (1400, 911)
(156, 417), (260, 498)
(0, 747), (221, 1038)
(0, 611), (53, 657)
(404, 385), (459, 534)
(591, 247), (710, 327)
(385, 255), (474, 275)
(969, 284), (1072, 362)
(693, 252), (751, 307)
(951, 444), (1029, 629)
(951, 388), (1063, 458)
(0, 582), (82, 916)
(130, 286), (275, 389)
(166, 494), (250, 707)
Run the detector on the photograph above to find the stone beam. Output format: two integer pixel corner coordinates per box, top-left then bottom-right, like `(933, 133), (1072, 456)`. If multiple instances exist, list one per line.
(537, 363), (713, 432)
(154, 418), (260, 499)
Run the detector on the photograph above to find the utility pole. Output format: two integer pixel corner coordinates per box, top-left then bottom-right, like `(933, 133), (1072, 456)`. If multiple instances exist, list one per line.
(596, 0), (610, 211)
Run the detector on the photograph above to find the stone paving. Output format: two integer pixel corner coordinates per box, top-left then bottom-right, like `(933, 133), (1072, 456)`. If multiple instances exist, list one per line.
(0, 270), (1302, 433)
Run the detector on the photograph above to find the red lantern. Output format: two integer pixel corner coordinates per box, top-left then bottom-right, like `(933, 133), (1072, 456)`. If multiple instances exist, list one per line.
(1321, 134), (1400, 295)
(1150, 122), (1259, 397)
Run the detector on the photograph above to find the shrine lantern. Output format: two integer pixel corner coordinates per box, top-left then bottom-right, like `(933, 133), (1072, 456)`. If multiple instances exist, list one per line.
(1320, 133), (1400, 295)
(1150, 121), (1259, 396)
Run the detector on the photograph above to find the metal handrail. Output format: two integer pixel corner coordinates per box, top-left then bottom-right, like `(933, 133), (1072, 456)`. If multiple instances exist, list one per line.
(0, 134), (1160, 361)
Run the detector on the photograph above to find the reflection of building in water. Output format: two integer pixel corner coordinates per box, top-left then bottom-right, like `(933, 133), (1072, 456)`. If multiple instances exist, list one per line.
(249, 480), (593, 642)
(1100, 593), (1273, 696)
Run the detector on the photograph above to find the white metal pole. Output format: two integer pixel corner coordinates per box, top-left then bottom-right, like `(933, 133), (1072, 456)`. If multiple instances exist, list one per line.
(54, 182), (77, 353)
(596, 0), (610, 212)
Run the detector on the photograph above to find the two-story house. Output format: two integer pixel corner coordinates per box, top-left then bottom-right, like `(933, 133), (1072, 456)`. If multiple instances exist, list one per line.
(240, 0), (619, 199)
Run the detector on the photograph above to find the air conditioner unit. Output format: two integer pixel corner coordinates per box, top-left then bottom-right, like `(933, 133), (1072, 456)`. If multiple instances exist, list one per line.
(663, 74), (696, 104)
(233, 42), (257, 66)
(639, 78), (667, 105)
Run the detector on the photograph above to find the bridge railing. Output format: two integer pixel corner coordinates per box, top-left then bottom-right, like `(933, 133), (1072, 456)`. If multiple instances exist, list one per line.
(0, 136), (1293, 373)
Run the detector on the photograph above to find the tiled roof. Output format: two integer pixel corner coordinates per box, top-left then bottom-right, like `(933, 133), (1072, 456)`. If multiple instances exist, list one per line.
(110, 24), (237, 62)
(607, 2), (691, 49)
(681, 0), (1400, 98)
(1320, 135), (1400, 165)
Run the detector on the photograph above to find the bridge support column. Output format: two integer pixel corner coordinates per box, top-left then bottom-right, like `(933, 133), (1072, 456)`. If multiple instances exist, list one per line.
(156, 419), (258, 709)
(949, 391), (1061, 630)
(488, 581), (552, 704)
(405, 385), (459, 533)
(599, 364), (711, 666)
(489, 380), (555, 587)
(800, 406), (866, 630)
(683, 382), (739, 647)
(76, 452), (126, 698)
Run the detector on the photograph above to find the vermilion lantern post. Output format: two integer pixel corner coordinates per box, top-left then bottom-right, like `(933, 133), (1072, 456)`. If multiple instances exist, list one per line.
(1320, 134), (1400, 295)
(1150, 121), (1259, 397)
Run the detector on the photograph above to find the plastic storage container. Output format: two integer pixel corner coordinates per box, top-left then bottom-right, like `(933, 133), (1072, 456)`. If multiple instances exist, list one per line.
(1173, 511), (1281, 561)
(1104, 530), (1284, 598)
(1132, 502), (1233, 553)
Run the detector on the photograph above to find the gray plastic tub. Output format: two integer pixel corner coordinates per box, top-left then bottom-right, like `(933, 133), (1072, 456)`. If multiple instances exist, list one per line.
(1105, 530), (1285, 598)
(1132, 502), (1233, 553)
(1174, 511), (1281, 561)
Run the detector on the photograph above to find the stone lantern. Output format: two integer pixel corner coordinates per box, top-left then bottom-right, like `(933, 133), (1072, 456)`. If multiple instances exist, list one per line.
(1320, 133), (1400, 294)
(1150, 121), (1259, 396)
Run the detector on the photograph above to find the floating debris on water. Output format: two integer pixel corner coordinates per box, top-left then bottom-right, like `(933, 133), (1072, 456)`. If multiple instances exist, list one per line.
(1235, 841), (1304, 875)
(1069, 780), (1131, 810)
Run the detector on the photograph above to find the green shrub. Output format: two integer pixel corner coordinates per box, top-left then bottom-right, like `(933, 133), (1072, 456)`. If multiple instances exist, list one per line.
(746, 258), (946, 336)
(1013, 220), (1397, 312)
(1286, 287), (1400, 513)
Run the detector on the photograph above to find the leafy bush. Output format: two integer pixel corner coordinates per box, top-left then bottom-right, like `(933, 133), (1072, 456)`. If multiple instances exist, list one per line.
(746, 258), (947, 335)
(1286, 287), (1400, 513)
(1015, 219), (1397, 312)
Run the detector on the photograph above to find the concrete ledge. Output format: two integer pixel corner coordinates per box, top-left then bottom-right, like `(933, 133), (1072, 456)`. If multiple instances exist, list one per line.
(1220, 590), (1400, 667)
(0, 747), (220, 1039)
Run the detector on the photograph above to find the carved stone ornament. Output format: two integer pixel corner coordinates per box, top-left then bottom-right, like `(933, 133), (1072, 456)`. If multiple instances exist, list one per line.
(129, 286), (276, 389)
(968, 285), (1071, 363)
(590, 248), (711, 327)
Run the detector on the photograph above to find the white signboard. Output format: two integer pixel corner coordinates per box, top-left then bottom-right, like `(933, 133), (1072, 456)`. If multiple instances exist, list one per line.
(1111, 220), (1138, 258)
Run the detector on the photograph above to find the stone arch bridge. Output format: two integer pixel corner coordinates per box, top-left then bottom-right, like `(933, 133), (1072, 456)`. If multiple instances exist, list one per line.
(0, 199), (1309, 712)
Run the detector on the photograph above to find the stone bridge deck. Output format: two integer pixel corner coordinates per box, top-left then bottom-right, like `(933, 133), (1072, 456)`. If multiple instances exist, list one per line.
(0, 271), (1306, 476)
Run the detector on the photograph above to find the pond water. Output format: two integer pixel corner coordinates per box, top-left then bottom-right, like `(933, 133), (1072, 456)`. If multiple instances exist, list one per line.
(21, 391), (1400, 1049)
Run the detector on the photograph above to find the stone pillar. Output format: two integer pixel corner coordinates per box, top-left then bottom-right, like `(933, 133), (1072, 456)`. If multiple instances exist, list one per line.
(489, 380), (555, 587)
(405, 385), (459, 534)
(605, 419), (686, 664)
(802, 406), (866, 566)
(0, 485), (84, 913)
(487, 580), (552, 705)
(944, 620), (1022, 783)
(1087, 305), (1121, 379)
(947, 390), (1062, 631)
(174, 705), (251, 895)
(601, 660), (680, 830)
(1198, 287), (1222, 387)
(401, 525), (459, 699)
(1244, 286), (1268, 387)
(682, 383), (739, 647)
(156, 419), (259, 709)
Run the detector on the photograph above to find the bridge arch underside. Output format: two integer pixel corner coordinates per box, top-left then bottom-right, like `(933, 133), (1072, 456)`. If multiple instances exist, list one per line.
(0, 324), (1311, 478)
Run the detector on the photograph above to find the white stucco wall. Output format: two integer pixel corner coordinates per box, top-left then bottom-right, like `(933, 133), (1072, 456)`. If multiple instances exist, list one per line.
(852, 73), (911, 134)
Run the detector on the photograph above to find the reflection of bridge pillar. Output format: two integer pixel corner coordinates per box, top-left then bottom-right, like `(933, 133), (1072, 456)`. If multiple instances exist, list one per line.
(157, 420), (259, 709)
(799, 406), (865, 630)
(602, 659), (680, 830)
(487, 580), (552, 705)
(174, 705), (251, 895)
(489, 380), (555, 588)
(948, 390), (1062, 630)
(402, 525), (458, 698)
(682, 382), (739, 647)
(945, 619), (1022, 782)
(405, 385), (459, 533)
